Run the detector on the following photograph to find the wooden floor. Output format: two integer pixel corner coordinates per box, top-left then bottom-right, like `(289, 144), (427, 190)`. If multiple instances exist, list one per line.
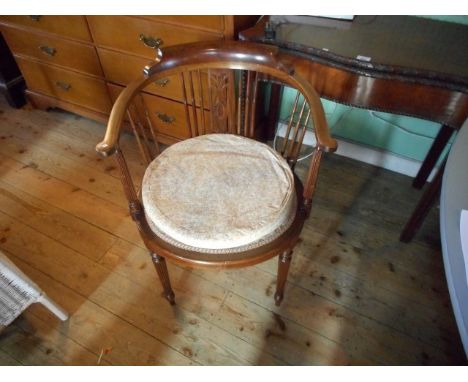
(0, 97), (465, 365)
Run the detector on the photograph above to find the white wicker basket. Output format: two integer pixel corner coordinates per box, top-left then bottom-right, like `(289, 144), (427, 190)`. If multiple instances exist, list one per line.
(0, 251), (68, 326)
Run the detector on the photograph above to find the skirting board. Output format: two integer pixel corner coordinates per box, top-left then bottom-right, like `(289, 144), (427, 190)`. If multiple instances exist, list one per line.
(276, 123), (437, 182)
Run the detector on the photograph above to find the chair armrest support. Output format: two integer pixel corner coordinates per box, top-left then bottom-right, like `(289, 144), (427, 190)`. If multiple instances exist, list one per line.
(95, 76), (149, 157)
(294, 75), (337, 153)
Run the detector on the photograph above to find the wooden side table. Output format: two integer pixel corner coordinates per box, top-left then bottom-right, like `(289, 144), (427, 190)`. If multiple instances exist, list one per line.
(240, 16), (468, 242)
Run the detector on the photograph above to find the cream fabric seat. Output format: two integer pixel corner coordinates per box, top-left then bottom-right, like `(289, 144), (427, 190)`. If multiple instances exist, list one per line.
(142, 134), (297, 254)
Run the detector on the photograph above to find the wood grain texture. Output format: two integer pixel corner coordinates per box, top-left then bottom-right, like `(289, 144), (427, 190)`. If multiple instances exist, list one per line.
(1, 25), (103, 77)
(15, 57), (111, 114)
(138, 16), (225, 33)
(87, 16), (224, 60)
(0, 16), (91, 42)
(25, 91), (110, 124)
(0, 98), (466, 365)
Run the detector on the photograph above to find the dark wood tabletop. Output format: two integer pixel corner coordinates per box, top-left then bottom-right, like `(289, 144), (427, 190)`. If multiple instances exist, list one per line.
(240, 16), (468, 128)
(263, 16), (468, 92)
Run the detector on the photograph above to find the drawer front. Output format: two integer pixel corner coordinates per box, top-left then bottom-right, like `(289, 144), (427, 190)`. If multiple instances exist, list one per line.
(108, 84), (191, 141)
(16, 57), (111, 113)
(0, 16), (91, 41)
(98, 48), (210, 105)
(139, 16), (225, 32)
(143, 92), (211, 140)
(1, 25), (102, 76)
(109, 83), (211, 140)
(142, 93), (192, 139)
(87, 16), (223, 59)
(99, 48), (182, 99)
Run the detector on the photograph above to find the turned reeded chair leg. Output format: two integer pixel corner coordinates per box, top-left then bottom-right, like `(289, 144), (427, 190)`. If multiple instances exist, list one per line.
(274, 250), (293, 306)
(150, 253), (175, 305)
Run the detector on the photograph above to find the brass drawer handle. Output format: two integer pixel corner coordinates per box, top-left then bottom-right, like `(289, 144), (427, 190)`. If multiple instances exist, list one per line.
(156, 112), (175, 124)
(29, 16), (42, 21)
(154, 78), (170, 87)
(39, 45), (56, 57)
(139, 34), (163, 49)
(55, 81), (71, 91)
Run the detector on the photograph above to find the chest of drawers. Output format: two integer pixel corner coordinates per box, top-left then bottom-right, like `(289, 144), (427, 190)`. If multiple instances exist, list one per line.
(0, 15), (258, 143)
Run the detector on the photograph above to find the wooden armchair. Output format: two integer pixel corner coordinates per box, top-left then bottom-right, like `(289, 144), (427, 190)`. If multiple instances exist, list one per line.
(96, 41), (337, 306)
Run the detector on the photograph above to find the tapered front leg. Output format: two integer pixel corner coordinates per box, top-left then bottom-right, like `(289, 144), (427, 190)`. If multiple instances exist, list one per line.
(150, 253), (175, 305)
(274, 250), (293, 306)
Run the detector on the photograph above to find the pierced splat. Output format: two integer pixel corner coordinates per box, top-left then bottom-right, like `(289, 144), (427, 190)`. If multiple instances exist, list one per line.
(207, 69), (232, 134)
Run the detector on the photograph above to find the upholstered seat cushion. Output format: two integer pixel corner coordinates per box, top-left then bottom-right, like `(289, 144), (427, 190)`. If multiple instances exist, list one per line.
(141, 134), (296, 253)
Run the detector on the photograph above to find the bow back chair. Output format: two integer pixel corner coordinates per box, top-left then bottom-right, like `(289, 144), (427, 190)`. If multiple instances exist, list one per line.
(96, 41), (337, 306)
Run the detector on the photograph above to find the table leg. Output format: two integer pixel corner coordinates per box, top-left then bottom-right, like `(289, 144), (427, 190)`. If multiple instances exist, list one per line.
(413, 124), (453, 189)
(400, 160), (446, 242)
(264, 83), (282, 141)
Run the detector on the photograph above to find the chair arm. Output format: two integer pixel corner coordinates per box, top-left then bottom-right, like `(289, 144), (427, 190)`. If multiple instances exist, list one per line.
(96, 76), (148, 157)
(297, 76), (338, 153)
(314, 119), (338, 153)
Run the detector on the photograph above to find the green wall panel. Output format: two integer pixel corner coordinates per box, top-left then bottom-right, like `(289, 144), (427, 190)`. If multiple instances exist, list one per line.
(278, 87), (446, 161)
(326, 106), (441, 161)
(417, 15), (468, 25)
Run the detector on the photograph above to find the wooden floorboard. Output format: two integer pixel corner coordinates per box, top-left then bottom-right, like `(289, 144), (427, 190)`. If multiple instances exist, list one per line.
(0, 99), (466, 365)
(0, 348), (23, 366)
